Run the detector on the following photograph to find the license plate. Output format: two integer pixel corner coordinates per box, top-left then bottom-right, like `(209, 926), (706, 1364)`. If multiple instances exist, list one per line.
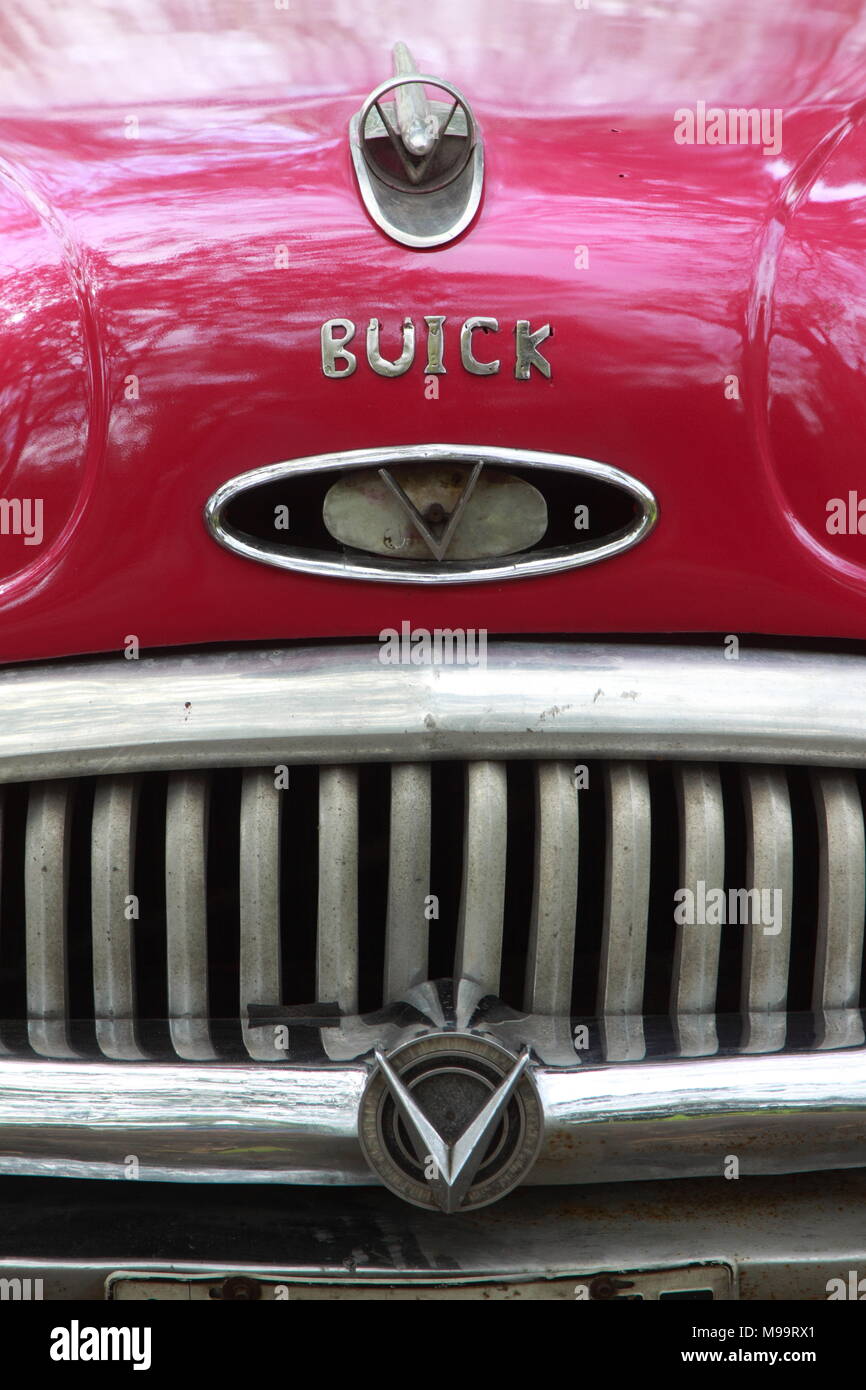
(106, 1263), (732, 1301)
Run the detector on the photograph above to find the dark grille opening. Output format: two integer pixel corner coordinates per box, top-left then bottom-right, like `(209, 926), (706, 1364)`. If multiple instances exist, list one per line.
(0, 781), (28, 1041)
(426, 762), (464, 983)
(857, 768), (866, 1013)
(205, 769), (242, 1053)
(717, 761), (748, 1018)
(787, 767), (820, 1013)
(571, 760), (606, 1016)
(133, 774), (169, 1056)
(66, 777), (96, 1055)
(357, 763), (390, 1015)
(500, 762), (536, 1009)
(279, 764), (318, 1008)
(644, 761), (679, 1017)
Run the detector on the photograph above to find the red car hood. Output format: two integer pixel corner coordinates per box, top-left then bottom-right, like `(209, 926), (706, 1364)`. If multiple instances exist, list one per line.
(2, 0), (866, 663)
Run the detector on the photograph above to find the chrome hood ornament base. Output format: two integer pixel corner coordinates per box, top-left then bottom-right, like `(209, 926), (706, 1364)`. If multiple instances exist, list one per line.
(350, 42), (484, 249)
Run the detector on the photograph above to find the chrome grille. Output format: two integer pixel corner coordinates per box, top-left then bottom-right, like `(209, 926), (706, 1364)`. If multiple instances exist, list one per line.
(0, 757), (863, 1063)
(1, 644), (866, 1189)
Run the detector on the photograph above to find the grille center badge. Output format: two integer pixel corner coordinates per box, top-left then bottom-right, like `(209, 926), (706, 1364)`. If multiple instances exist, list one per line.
(358, 1033), (543, 1212)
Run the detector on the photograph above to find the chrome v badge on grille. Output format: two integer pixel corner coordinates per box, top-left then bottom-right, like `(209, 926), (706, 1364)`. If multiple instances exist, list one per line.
(358, 1032), (544, 1212)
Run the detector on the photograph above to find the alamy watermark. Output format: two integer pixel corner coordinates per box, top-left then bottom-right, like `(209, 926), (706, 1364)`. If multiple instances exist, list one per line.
(826, 491), (866, 534)
(827, 1270), (866, 1299)
(50, 1321), (151, 1370)
(378, 621), (487, 667)
(674, 101), (782, 157)
(674, 879), (783, 936)
(0, 497), (42, 545)
(0, 1276), (43, 1300)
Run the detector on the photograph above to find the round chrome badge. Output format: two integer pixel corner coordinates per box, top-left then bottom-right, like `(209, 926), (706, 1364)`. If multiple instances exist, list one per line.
(358, 1033), (543, 1213)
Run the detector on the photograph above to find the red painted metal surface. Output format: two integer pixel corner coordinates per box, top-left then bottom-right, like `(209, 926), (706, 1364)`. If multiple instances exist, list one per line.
(1, 1), (866, 664)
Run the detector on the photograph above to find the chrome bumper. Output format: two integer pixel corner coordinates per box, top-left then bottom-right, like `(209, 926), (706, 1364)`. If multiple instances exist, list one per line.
(0, 641), (865, 779)
(2, 1046), (866, 1185)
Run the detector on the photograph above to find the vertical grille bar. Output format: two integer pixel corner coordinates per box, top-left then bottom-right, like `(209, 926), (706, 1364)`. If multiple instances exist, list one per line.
(165, 772), (215, 1060)
(671, 764), (724, 1057)
(810, 770), (865, 1049)
(240, 769), (283, 1060)
(25, 781), (76, 1058)
(455, 761), (507, 994)
(384, 763), (431, 1003)
(598, 762), (651, 1061)
(317, 766), (359, 1013)
(524, 761), (578, 1016)
(91, 776), (143, 1060)
(740, 767), (793, 1054)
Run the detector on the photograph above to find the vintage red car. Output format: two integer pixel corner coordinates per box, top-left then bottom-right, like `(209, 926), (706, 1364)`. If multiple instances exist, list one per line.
(0, 0), (865, 1318)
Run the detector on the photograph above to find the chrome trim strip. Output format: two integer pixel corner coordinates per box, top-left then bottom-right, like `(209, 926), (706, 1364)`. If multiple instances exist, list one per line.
(740, 767), (793, 1055)
(91, 777), (144, 1061)
(524, 762), (578, 1016)
(455, 761), (507, 993)
(671, 764), (724, 1058)
(25, 782), (75, 1060)
(317, 766), (360, 1014)
(1, 1049), (866, 1185)
(240, 770), (284, 1062)
(384, 763), (431, 1002)
(165, 773), (215, 1062)
(203, 444), (658, 584)
(597, 762), (651, 1062)
(3, 643), (866, 783)
(811, 769), (866, 1051)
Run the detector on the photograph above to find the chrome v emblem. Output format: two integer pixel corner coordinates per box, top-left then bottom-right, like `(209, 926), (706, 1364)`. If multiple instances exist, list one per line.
(377, 459), (483, 561)
(373, 1045), (531, 1213)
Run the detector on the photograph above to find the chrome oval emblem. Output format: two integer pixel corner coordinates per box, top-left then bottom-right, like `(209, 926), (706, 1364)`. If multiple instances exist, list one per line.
(204, 444), (658, 586)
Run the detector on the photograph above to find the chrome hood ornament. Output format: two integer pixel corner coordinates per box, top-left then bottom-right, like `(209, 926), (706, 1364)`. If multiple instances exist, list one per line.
(350, 42), (484, 248)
